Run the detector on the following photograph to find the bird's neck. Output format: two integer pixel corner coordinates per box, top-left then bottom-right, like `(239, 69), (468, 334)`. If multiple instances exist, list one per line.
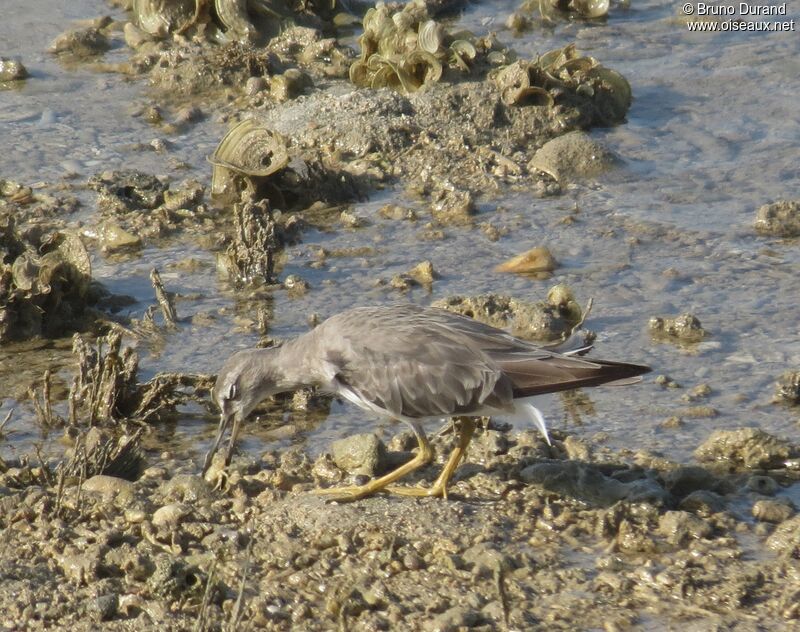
(269, 336), (318, 390)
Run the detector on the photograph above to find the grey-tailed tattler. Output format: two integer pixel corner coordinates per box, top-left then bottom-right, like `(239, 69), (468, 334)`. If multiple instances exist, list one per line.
(202, 304), (650, 501)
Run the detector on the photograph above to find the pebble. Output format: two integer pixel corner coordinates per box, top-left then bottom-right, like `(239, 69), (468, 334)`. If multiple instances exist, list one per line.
(90, 594), (119, 622)
(331, 433), (386, 477)
(752, 499), (795, 524)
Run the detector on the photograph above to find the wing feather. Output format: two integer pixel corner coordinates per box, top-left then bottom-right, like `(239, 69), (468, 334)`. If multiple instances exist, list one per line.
(311, 304), (648, 418)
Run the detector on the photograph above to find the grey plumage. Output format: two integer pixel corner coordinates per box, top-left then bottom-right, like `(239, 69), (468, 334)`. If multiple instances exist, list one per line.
(203, 304), (650, 492)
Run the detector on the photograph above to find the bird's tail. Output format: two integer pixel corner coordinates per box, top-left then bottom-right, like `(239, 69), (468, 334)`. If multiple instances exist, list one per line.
(498, 355), (651, 399)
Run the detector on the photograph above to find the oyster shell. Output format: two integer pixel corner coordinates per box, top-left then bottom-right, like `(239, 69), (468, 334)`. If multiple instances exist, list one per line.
(417, 20), (443, 54)
(492, 44), (631, 121)
(133, 0), (195, 37)
(215, 0), (254, 42)
(210, 119), (290, 199)
(570, 0), (610, 18)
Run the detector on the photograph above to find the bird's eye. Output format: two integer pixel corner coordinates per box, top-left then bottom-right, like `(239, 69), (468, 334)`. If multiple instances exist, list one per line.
(227, 381), (239, 401)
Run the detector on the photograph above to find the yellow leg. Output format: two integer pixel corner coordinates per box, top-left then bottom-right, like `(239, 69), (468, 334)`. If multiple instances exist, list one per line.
(386, 418), (476, 499)
(315, 423), (435, 502)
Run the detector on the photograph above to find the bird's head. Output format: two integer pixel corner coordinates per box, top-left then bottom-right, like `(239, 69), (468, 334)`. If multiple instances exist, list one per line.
(203, 347), (285, 475)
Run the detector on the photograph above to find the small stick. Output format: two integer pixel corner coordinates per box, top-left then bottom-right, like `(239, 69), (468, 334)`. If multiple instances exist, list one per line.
(43, 369), (53, 426)
(495, 563), (510, 629)
(54, 467), (66, 518)
(34, 444), (53, 487)
(229, 538), (254, 631)
(0, 408), (13, 433)
(194, 557), (217, 632)
(150, 268), (177, 326)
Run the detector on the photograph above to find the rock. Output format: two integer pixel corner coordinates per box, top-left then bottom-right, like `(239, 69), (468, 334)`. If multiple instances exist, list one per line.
(390, 261), (439, 290)
(463, 543), (510, 577)
(83, 475), (135, 498)
(745, 475), (780, 496)
(766, 515), (800, 557)
(95, 221), (143, 253)
(331, 434), (387, 477)
(528, 131), (617, 183)
(339, 209), (367, 228)
(284, 274), (309, 294)
(662, 466), (718, 497)
(679, 490), (727, 516)
(423, 605), (481, 632)
(379, 204), (417, 221)
(0, 57), (28, 82)
(648, 313), (707, 342)
(754, 200), (800, 237)
(408, 260), (438, 285)
(430, 188), (475, 225)
(682, 383), (712, 402)
(389, 273), (415, 291)
(752, 499), (794, 524)
(772, 371), (800, 406)
(658, 510), (713, 545)
(58, 545), (104, 584)
(694, 428), (794, 469)
(654, 375), (681, 389)
(50, 26), (110, 58)
(146, 555), (198, 600)
(90, 594), (119, 622)
(495, 246), (557, 274)
(270, 68), (312, 102)
(563, 435), (592, 461)
(433, 291), (580, 343)
(520, 460), (668, 506)
(162, 474), (212, 502)
(152, 503), (189, 529)
(471, 429), (509, 458)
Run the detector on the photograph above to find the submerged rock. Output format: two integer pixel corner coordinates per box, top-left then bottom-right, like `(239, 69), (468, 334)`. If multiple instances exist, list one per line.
(648, 313), (707, 343)
(754, 200), (800, 237)
(657, 510), (713, 545)
(519, 460), (669, 506)
(694, 428), (795, 470)
(528, 131), (617, 184)
(752, 499), (795, 524)
(433, 288), (585, 342)
(0, 57), (28, 82)
(766, 514), (800, 557)
(772, 370), (800, 406)
(50, 24), (111, 58)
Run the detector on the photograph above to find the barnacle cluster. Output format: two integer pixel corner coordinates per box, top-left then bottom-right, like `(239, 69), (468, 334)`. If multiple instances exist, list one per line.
(492, 43), (632, 123)
(349, 1), (478, 94)
(129, 0), (308, 43)
(0, 220), (92, 342)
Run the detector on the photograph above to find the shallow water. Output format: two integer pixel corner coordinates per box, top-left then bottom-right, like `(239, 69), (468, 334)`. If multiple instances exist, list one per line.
(1, 0), (798, 468)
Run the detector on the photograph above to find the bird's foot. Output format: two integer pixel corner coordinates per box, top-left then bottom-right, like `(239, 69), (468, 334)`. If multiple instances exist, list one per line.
(313, 484), (387, 503)
(384, 483), (448, 499)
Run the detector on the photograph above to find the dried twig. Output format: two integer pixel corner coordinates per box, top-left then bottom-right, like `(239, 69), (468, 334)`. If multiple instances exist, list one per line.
(33, 444), (53, 487)
(494, 563), (510, 629)
(0, 408), (14, 433)
(229, 538), (254, 632)
(54, 467), (66, 518)
(29, 369), (61, 427)
(194, 557), (217, 632)
(150, 268), (177, 327)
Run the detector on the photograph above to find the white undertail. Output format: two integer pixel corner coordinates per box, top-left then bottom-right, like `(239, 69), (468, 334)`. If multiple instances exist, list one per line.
(511, 397), (552, 446)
